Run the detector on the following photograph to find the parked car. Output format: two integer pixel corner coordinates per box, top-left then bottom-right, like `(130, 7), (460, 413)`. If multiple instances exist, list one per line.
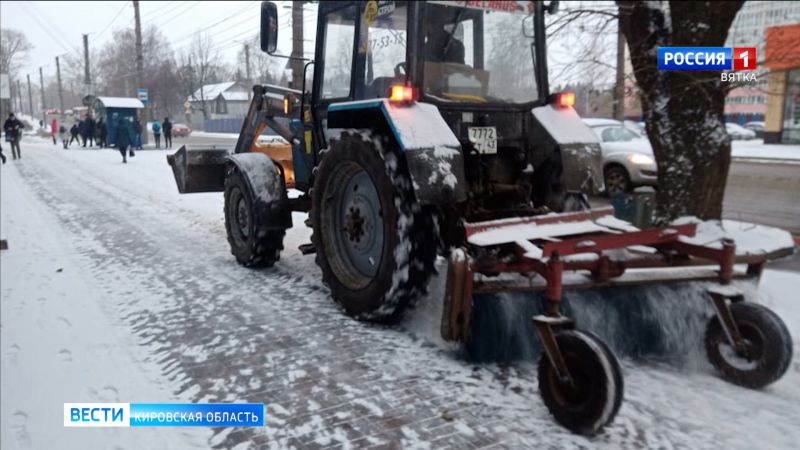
(624, 120), (646, 135)
(583, 118), (658, 195)
(725, 122), (756, 140)
(743, 121), (764, 139)
(172, 123), (192, 137)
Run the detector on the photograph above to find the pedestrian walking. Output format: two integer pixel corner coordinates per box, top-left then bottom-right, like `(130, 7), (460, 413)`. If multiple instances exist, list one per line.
(162, 117), (173, 149)
(133, 118), (143, 150)
(97, 118), (107, 148)
(59, 124), (69, 149)
(0, 143), (6, 164)
(152, 119), (161, 148)
(116, 117), (135, 163)
(50, 118), (58, 145)
(69, 122), (80, 147)
(78, 119), (87, 147)
(85, 114), (96, 147)
(3, 113), (23, 159)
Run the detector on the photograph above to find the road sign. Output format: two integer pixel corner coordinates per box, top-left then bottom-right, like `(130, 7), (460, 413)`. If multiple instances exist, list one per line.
(137, 88), (148, 105)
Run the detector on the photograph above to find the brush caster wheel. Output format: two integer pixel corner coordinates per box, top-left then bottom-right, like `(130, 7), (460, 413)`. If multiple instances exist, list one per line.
(538, 330), (623, 435)
(705, 302), (793, 389)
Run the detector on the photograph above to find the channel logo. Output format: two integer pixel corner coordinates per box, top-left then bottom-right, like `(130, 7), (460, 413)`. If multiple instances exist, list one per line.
(64, 403), (265, 427)
(658, 47), (756, 71)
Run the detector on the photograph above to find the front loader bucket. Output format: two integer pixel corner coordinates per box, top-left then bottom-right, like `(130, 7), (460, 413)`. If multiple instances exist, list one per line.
(166, 145), (230, 193)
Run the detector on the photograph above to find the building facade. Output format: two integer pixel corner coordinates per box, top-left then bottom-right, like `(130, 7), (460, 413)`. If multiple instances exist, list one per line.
(724, 1), (800, 124)
(763, 23), (800, 144)
(187, 81), (251, 130)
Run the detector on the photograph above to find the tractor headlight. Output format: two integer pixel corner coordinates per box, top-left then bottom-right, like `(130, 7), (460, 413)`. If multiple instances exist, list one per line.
(627, 153), (655, 165)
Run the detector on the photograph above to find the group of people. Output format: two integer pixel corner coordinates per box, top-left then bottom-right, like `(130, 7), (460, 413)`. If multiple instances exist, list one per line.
(114, 116), (174, 163)
(55, 115), (109, 150)
(2, 112), (176, 165)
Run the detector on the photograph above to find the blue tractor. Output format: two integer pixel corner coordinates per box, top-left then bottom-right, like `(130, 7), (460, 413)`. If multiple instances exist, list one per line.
(168, 1), (793, 435)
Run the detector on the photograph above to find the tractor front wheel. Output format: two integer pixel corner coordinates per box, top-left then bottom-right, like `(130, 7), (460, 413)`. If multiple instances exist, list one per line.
(705, 302), (793, 389)
(538, 330), (623, 435)
(224, 166), (285, 267)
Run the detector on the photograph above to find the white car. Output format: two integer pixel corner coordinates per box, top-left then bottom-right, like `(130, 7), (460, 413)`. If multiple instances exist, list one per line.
(583, 118), (658, 195)
(725, 122), (756, 140)
(743, 121), (764, 138)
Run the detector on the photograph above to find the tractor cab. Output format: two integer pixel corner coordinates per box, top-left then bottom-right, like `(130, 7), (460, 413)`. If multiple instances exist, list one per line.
(259, 0), (603, 217)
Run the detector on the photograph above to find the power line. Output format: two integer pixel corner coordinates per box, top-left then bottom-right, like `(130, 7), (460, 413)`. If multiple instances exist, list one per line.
(150, 1), (204, 28)
(140, 1), (178, 21)
(170, 2), (255, 44)
(96, 2), (131, 40)
(17, 2), (75, 55)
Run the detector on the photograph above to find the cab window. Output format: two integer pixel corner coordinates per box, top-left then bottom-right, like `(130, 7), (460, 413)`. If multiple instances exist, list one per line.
(320, 6), (357, 100)
(360, 1), (408, 99)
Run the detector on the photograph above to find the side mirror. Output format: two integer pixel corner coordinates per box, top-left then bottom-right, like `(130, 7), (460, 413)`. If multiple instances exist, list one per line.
(546, 1), (560, 14)
(260, 2), (278, 54)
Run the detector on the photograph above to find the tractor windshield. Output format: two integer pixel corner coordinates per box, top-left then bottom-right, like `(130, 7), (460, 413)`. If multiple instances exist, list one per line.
(423, 1), (538, 105)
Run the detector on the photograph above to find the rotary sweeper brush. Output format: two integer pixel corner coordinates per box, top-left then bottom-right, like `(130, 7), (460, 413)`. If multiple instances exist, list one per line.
(167, 0), (795, 435)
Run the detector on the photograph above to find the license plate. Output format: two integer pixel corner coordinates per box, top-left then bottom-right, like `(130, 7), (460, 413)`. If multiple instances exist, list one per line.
(468, 126), (497, 154)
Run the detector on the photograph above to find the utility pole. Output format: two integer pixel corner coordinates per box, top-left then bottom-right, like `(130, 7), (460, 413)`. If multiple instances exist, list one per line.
(83, 34), (92, 96)
(186, 55), (194, 126)
(39, 66), (46, 115)
(26, 74), (33, 117)
(290, 2), (304, 89)
(244, 43), (252, 98)
(16, 79), (22, 113)
(613, 22), (625, 121)
(133, 0), (148, 144)
(56, 56), (65, 113)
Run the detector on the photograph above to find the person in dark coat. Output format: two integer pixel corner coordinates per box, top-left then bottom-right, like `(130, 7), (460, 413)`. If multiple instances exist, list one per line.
(162, 117), (173, 149)
(78, 119), (87, 146)
(69, 122), (80, 147)
(84, 114), (96, 147)
(116, 117), (135, 163)
(0, 143), (6, 164)
(97, 118), (107, 148)
(133, 118), (143, 150)
(3, 113), (23, 159)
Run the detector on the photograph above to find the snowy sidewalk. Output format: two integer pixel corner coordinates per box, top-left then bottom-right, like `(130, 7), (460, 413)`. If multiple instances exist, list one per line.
(0, 161), (209, 449)
(731, 139), (800, 162)
(2, 141), (800, 449)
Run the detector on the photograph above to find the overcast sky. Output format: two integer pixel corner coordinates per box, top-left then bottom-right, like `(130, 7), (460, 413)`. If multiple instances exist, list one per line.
(1, 1), (311, 80)
(2, 1), (617, 88)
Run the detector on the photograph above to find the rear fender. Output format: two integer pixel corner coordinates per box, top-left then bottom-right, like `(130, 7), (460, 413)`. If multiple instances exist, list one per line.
(328, 100), (467, 205)
(226, 153), (292, 230)
(531, 105), (605, 195)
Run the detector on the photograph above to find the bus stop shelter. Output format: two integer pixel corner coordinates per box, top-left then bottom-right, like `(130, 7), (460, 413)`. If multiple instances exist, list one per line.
(93, 97), (145, 146)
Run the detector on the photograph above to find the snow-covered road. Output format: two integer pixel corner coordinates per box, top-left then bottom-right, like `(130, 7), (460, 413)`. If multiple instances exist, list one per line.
(2, 140), (799, 449)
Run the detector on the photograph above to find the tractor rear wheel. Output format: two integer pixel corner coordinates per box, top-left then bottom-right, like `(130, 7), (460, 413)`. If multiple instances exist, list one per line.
(538, 330), (623, 435)
(311, 131), (437, 323)
(224, 166), (285, 267)
(705, 302), (793, 389)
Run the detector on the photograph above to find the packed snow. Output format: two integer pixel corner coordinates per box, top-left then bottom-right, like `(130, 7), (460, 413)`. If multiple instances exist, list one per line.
(1, 138), (799, 449)
(731, 139), (800, 162)
(532, 104), (599, 144)
(675, 217), (796, 255)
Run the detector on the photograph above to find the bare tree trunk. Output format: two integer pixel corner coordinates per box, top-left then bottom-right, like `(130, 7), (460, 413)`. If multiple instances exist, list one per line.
(617, 1), (743, 222)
